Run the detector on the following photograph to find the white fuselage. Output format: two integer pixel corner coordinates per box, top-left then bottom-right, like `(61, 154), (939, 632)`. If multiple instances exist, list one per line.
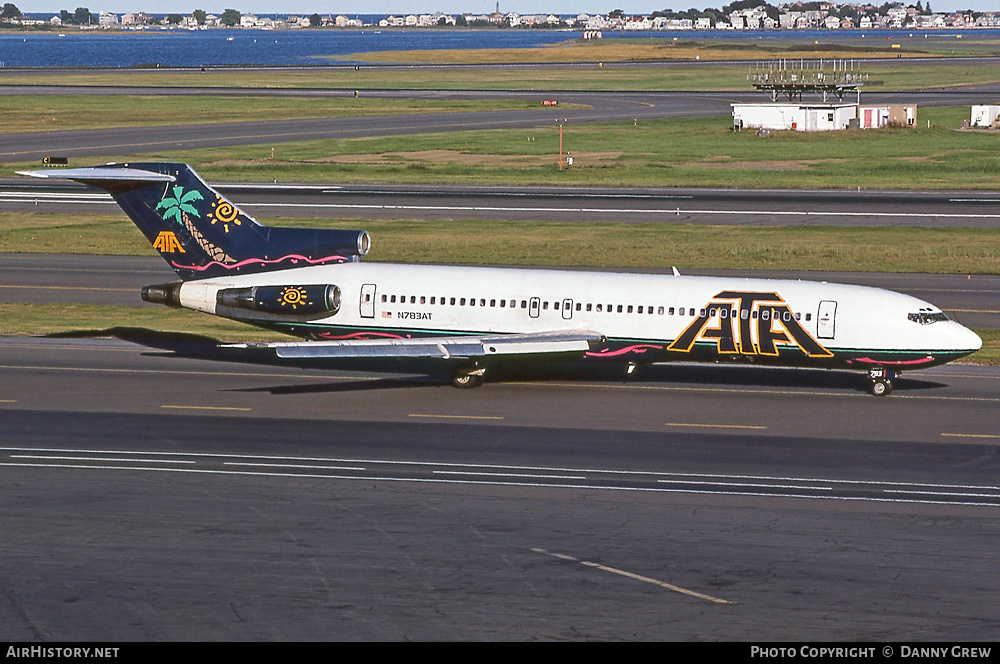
(172, 261), (982, 371)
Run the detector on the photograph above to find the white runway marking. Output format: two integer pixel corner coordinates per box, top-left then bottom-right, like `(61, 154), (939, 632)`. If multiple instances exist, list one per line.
(2, 447), (1000, 508)
(531, 548), (733, 604)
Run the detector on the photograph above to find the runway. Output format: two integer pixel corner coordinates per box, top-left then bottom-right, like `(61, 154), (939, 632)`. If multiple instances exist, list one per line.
(5, 178), (1000, 227)
(2, 336), (1000, 640)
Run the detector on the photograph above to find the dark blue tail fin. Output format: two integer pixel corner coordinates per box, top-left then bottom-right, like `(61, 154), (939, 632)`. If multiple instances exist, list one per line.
(19, 162), (370, 280)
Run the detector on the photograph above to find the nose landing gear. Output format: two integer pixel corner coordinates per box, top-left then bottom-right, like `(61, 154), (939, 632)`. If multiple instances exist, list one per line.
(868, 367), (896, 397)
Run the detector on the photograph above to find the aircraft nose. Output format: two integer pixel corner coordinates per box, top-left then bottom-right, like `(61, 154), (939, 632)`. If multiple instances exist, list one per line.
(952, 323), (982, 352)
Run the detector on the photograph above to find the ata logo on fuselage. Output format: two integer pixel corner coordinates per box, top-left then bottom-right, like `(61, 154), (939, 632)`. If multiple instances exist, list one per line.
(152, 231), (185, 253)
(667, 290), (832, 358)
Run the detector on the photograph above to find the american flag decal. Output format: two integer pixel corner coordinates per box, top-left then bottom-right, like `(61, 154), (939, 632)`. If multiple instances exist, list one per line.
(382, 311), (392, 318)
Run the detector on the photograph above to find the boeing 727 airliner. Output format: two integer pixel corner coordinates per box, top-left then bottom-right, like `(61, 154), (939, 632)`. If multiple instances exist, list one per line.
(19, 162), (982, 396)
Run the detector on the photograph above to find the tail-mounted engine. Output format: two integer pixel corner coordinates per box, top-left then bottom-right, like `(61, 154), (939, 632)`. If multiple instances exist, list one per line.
(216, 285), (342, 316)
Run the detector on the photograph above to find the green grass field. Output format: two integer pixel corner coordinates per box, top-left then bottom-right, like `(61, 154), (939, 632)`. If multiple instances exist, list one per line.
(0, 95), (546, 133)
(3, 212), (998, 274)
(2, 63), (997, 92)
(6, 108), (998, 191)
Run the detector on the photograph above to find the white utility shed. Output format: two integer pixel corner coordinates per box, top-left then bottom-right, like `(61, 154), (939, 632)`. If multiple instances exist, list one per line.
(732, 103), (857, 132)
(971, 105), (1000, 128)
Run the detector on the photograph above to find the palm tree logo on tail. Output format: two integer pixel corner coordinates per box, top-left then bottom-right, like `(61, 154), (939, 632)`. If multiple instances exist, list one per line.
(156, 185), (235, 264)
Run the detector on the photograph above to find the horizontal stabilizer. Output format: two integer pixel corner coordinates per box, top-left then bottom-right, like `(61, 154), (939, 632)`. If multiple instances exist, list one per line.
(231, 330), (605, 361)
(17, 167), (176, 189)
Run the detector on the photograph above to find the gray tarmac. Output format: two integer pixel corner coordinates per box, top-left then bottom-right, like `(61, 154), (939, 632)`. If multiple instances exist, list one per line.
(2, 336), (1000, 640)
(5, 179), (1000, 228)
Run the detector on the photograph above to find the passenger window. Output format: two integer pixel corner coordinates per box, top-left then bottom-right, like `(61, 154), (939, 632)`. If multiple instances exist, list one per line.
(628, 305), (634, 314)
(617, 305), (623, 313)
(597, 304), (603, 312)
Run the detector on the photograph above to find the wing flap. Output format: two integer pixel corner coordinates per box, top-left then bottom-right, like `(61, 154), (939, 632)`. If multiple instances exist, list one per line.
(233, 330), (604, 361)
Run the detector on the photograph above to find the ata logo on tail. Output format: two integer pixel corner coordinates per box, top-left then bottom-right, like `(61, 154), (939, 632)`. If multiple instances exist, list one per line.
(152, 231), (185, 253)
(667, 291), (832, 358)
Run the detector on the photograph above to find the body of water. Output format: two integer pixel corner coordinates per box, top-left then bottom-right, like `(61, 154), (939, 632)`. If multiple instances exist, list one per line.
(1, 27), (998, 68)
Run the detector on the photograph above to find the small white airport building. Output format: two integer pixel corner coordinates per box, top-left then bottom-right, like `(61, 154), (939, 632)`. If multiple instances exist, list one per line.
(732, 103), (917, 132)
(732, 103), (858, 132)
(971, 105), (1000, 128)
(858, 105), (917, 129)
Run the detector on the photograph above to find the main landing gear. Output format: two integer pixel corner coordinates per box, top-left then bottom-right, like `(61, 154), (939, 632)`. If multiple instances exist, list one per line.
(867, 367), (896, 397)
(452, 365), (485, 389)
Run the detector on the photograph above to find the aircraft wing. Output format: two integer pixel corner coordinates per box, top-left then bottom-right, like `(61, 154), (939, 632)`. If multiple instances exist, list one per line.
(231, 330), (605, 360)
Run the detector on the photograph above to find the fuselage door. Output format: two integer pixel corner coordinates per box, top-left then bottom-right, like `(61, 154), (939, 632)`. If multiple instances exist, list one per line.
(529, 297), (540, 319)
(562, 298), (574, 320)
(817, 300), (837, 339)
(360, 283), (377, 319)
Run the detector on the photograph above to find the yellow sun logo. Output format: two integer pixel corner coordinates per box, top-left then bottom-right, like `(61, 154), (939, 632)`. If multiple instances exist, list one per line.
(279, 286), (310, 310)
(207, 196), (242, 233)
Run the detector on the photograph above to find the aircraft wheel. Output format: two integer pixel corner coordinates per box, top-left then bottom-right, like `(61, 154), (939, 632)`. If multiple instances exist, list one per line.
(452, 368), (484, 389)
(870, 379), (892, 397)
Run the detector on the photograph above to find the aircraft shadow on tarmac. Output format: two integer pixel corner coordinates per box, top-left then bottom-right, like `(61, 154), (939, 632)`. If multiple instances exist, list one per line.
(49, 327), (950, 396)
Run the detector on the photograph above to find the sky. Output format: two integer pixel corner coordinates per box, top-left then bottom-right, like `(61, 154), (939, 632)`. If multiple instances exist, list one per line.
(14, 0), (999, 18)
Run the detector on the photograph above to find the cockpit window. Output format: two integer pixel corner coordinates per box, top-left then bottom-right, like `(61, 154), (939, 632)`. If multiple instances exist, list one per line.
(908, 311), (949, 325)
